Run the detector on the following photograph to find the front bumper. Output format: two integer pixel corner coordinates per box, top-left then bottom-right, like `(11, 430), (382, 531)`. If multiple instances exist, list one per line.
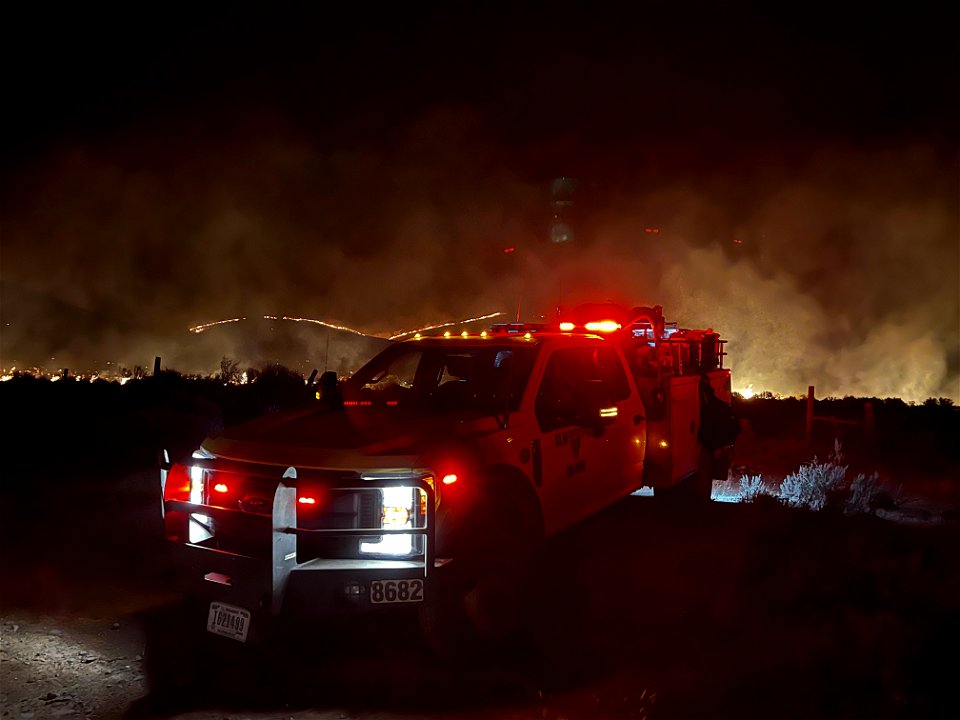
(160, 466), (438, 636)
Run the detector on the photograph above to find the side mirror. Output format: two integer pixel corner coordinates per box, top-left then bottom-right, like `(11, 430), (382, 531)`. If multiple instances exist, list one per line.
(319, 371), (342, 405)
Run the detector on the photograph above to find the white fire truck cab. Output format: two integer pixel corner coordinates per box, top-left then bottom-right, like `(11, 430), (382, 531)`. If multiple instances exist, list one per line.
(156, 301), (736, 673)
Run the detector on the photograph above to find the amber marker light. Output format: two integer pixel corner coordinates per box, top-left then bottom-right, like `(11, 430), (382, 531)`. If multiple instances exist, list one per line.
(559, 322), (575, 332)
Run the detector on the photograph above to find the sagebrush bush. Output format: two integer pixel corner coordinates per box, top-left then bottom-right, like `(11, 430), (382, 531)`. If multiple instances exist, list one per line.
(738, 474), (772, 502)
(844, 472), (902, 515)
(778, 458), (848, 511)
(777, 440), (849, 511)
(733, 440), (900, 514)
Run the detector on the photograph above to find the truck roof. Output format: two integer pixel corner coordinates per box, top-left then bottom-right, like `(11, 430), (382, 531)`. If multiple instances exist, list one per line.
(396, 332), (610, 348)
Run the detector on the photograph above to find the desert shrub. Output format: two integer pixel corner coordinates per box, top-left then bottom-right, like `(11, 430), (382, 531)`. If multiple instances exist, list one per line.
(778, 441), (848, 511)
(775, 440), (903, 516)
(844, 472), (881, 515)
(738, 474), (773, 502)
(844, 472), (904, 515)
(778, 461), (847, 511)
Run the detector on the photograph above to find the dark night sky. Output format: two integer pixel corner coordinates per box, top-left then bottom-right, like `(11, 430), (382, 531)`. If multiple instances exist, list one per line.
(2, 2), (958, 400)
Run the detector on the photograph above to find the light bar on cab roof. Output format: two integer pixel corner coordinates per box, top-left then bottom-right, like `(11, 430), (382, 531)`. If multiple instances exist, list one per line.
(584, 320), (622, 333)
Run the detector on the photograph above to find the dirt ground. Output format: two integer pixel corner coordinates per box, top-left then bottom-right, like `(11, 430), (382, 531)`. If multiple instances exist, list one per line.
(2, 424), (958, 720)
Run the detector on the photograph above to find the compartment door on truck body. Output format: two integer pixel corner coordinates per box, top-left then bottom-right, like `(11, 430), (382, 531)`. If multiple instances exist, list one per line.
(532, 343), (644, 535)
(667, 375), (700, 483)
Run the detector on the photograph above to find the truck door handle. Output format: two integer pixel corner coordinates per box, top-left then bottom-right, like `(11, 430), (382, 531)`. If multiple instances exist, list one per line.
(634, 414), (645, 424)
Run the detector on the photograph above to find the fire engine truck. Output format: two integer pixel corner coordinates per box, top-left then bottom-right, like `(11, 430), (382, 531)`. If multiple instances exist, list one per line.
(154, 302), (736, 682)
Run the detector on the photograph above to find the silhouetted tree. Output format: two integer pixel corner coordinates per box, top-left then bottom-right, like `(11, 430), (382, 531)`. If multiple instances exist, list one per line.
(252, 364), (310, 413)
(218, 356), (242, 384)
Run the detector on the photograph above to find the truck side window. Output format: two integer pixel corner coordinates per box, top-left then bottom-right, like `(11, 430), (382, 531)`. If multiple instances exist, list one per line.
(535, 351), (580, 432)
(360, 349), (422, 392)
(536, 346), (624, 432)
(592, 347), (631, 402)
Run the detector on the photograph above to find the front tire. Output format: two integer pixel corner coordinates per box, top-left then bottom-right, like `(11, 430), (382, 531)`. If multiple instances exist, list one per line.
(692, 446), (716, 503)
(419, 486), (541, 660)
(658, 447), (715, 506)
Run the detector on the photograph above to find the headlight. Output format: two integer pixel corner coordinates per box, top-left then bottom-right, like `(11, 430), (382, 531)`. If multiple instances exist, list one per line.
(188, 448), (214, 543)
(360, 486), (420, 556)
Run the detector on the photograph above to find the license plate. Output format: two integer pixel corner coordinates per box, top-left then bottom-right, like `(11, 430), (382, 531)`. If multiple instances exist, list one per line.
(207, 602), (250, 642)
(370, 579), (424, 604)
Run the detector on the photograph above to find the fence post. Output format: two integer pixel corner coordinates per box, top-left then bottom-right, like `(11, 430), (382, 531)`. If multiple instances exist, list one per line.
(806, 385), (815, 441)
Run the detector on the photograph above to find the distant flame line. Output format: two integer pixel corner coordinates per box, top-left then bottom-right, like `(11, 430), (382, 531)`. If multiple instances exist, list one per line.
(265, 315), (372, 337)
(188, 311), (506, 341)
(189, 317), (246, 334)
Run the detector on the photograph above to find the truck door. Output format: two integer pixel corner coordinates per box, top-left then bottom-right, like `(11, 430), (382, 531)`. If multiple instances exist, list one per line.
(533, 344), (644, 534)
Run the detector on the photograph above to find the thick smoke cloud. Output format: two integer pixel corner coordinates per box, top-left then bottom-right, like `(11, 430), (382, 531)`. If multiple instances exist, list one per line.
(1, 108), (957, 402)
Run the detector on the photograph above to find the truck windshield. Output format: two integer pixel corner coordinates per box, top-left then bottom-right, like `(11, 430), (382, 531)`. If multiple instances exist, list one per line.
(344, 343), (539, 413)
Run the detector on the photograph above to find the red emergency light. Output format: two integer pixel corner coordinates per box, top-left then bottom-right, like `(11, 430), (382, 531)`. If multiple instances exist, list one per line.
(584, 320), (622, 333)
